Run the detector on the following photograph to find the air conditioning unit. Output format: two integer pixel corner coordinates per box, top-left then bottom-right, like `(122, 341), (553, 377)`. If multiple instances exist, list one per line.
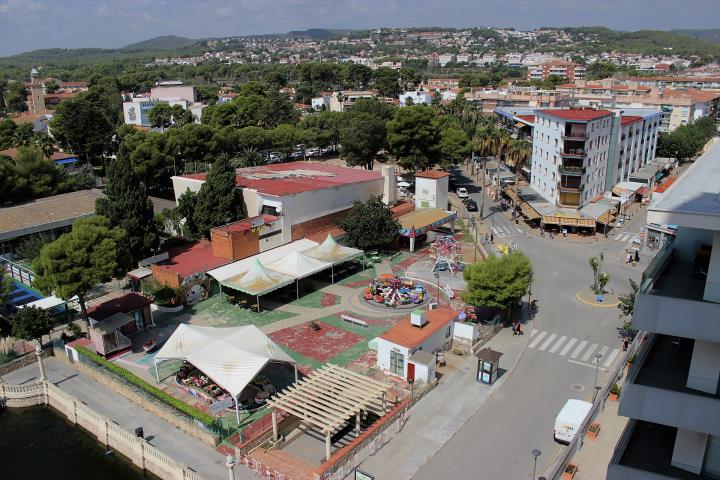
(410, 309), (427, 327)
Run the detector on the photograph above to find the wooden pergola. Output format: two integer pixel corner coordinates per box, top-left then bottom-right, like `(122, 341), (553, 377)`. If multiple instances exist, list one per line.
(266, 364), (392, 461)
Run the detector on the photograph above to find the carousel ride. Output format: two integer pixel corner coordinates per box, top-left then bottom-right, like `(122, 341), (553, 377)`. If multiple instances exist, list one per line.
(363, 274), (429, 309)
(430, 235), (463, 275)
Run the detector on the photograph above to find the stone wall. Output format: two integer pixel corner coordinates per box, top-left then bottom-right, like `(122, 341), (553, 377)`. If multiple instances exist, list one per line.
(0, 347), (52, 377)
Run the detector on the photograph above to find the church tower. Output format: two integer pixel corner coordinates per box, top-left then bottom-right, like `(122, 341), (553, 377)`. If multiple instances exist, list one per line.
(29, 67), (46, 114)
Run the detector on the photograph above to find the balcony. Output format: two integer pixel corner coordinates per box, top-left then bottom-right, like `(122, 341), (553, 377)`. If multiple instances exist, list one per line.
(559, 165), (585, 175)
(619, 334), (720, 437)
(561, 149), (586, 158)
(562, 129), (587, 140)
(633, 247), (720, 342)
(608, 420), (709, 480)
(557, 181), (584, 192)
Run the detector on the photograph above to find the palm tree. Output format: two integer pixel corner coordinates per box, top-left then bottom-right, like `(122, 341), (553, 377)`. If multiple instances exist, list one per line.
(506, 138), (532, 197)
(33, 133), (56, 159)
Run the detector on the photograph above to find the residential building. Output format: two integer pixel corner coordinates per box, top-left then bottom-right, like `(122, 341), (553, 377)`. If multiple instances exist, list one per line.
(530, 109), (614, 208)
(615, 75), (720, 91)
(465, 88), (572, 113)
(122, 82), (205, 127)
(606, 110), (662, 189)
(399, 90), (434, 106)
(376, 308), (457, 380)
(527, 60), (586, 83)
(310, 92), (332, 111)
(172, 162), (391, 246)
(327, 90), (395, 112)
(608, 140), (720, 479)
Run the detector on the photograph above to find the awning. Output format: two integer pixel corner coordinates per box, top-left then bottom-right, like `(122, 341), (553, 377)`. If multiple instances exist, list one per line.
(302, 234), (364, 265)
(398, 209), (456, 237)
(21, 295), (68, 310)
(636, 185), (649, 196)
(503, 188), (541, 221)
(221, 259), (294, 296)
(91, 312), (135, 334)
(515, 122), (527, 128)
(542, 215), (596, 228)
(580, 203), (613, 224)
(126, 267), (152, 280)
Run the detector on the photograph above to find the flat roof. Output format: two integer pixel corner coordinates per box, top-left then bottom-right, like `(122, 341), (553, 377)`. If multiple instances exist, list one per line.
(647, 140), (720, 230)
(415, 170), (450, 179)
(379, 309), (457, 349)
(86, 293), (151, 321)
(155, 240), (231, 278)
(177, 161), (382, 197)
(0, 189), (103, 241)
(537, 108), (613, 121)
(398, 208), (456, 237)
(211, 215), (278, 234)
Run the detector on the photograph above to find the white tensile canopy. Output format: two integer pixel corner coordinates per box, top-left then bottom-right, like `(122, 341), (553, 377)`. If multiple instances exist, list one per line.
(154, 324), (296, 423)
(264, 250), (332, 279)
(302, 234), (364, 265)
(222, 259), (294, 296)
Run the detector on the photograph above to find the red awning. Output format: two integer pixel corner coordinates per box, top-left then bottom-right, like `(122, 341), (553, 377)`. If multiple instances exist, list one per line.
(636, 186), (649, 196)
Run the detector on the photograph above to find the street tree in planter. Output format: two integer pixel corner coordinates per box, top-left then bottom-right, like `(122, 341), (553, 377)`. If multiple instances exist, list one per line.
(338, 195), (400, 251)
(588, 253), (604, 293)
(462, 252), (533, 319)
(33, 216), (131, 328)
(11, 305), (54, 346)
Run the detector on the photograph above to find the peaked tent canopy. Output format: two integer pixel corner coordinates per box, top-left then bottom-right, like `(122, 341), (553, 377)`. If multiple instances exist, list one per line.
(222, 259), (294, 296)
(265, 250), (332, 279)
(303, 234), (364, 265)
(155, 324), (295, 399)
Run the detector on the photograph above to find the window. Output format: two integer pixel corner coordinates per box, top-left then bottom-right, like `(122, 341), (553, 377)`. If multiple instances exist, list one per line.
(261, 205), (278, 216)
(446, 325), (451, 338)
(390, 349), (404, 376)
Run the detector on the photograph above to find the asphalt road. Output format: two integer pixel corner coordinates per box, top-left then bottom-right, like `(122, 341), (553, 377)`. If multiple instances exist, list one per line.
(412, 166), (644, 480)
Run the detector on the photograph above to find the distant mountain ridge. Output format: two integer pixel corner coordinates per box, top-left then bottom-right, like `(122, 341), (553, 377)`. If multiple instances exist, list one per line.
(672, 29), (720, 44)
(121, 35), (200, 51)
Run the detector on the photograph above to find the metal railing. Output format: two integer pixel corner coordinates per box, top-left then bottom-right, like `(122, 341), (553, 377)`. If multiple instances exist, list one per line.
(639, 244), (673, 294)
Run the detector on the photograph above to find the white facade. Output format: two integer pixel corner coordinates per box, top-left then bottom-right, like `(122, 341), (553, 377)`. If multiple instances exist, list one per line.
(376, 319), (454, 379)
(530, 110), (613, 208)
(414, 175), (449, 210)
(311, 94), (332, 111)
(399, 91), (433, 106)
(122, 84), (204, 127)
(609, 113), (662, 187)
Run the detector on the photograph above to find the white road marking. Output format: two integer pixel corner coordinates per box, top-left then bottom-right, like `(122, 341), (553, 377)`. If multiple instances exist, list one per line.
(571, 341), (588, 359)
(529, 331), (547, 349)
(603, 348), (620, 368)
(581, 343), (599, 362)
(549, 336), (567, 354)
(568, 359), (609, 371)
(559, 338), (577, 356)
(539, 333), (558, 351)
(530, 329), (538, 338)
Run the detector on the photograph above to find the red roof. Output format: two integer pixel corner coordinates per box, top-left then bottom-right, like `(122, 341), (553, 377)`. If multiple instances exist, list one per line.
(621, 116), (643, 126)
(181, 162), (382, 197)
(156, 240), (231, 277)
(415, 170), (450, 179)
(516, 115), (535, 124)
(212, 215), (278, 234)
(654, 176), (676, 193)
(379, 309), (457, 349)
(87, 293), (152, 320)
(537, 109), (612, 121)
(391, 201), (415, 218)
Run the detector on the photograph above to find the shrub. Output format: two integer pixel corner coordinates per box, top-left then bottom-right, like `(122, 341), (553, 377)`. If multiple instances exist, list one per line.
(75, 346), (215, 427)
(66, 322), (82, 339)
(610, 383), (622, 396)
(153, 286), (180, 307)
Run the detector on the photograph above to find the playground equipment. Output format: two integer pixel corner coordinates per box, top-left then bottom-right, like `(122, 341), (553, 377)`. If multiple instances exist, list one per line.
(364, 274), (428, 308)
(430, 235), (463, 275)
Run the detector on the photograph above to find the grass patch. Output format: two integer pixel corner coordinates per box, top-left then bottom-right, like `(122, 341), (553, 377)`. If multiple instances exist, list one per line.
(338, 267), (377, 286)
(328, 340), (373, 367)
(158, 295), (297, 328)
(280, 347), (324, 371)
(318, 315), (390, 340)
(290, 290), (328, 308)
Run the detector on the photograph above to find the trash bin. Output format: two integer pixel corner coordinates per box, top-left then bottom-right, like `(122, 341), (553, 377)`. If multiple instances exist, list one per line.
(135, 427), (144, 438)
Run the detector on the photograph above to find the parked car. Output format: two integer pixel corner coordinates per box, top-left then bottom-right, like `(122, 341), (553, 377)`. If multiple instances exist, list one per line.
(306, 147), (320, 157)
(268, 153), (281, 163)
(466, 199), (478, 211)
(457, 187), (469, 198)
(290, 151), (304, 159)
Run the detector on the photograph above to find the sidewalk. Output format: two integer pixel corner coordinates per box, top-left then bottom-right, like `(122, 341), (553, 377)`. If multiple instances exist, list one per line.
(358, 323), (531, 480)
(567, 369), (629, 480)
(3, 357), (253, 480)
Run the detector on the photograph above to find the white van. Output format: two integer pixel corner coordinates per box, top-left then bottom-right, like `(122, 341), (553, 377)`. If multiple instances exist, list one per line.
(554, 399), (593, 444)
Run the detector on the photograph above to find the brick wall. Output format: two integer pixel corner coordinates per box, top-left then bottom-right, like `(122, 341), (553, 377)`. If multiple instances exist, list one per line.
(150, 265), (181, 288)
(291, 209), (349, 242)
(210, 228), (260, 260)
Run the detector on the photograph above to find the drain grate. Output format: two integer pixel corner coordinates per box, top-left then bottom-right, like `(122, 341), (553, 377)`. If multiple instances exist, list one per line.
(571, 384), (585, 392)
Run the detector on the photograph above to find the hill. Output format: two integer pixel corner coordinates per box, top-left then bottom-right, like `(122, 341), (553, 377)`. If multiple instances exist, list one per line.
(121, 35), (200, 52)
(672, 29), (720, 44)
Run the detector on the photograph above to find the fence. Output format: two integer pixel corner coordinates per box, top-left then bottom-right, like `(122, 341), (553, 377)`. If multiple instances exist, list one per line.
(0, 346), (52, 377)
(0, 380), (203, 480)
(0, 255), (35, 286)
(540, 332), (646, 480)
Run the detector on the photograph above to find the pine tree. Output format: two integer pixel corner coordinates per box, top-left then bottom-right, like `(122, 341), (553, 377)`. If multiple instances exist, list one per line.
(193, 154), (245, 237)
(96, 151), (159, 263)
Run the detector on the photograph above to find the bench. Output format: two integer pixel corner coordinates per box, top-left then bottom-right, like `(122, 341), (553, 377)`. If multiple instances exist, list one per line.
(340, 314), (368, 328)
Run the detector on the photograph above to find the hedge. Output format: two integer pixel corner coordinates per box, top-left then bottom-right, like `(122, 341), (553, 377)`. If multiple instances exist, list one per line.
(75, 346), (215, 427)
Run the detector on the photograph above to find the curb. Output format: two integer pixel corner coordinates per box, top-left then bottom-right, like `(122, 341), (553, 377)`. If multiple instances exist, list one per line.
(575, 291), (620, 308)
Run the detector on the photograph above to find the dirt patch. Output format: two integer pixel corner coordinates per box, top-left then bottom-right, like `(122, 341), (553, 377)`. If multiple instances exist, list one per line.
(320, 293), (338, 307)
(269, 322), (366, 363)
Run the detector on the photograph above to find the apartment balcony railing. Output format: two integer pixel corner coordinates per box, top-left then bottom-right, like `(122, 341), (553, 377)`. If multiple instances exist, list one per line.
(561, 149), (586, 158)
(557, 182), (584, 192)
(559, 165), (585, 175)
(562, 131), (587, 140)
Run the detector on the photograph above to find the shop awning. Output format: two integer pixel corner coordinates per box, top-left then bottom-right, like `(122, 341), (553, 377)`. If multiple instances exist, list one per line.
(542, 215), (595, 228)
(580, 202), (614, 224)
(302, 234), (364, 265)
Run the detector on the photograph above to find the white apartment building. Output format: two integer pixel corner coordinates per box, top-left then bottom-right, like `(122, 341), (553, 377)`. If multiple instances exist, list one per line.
(399, 90), (434, 106)
(530, 109), (613, 208)
(122, 84), (205, 127)
(607, 110), (662, 188)
(608, 141), (720, 479)
(310, 93), (332, 111)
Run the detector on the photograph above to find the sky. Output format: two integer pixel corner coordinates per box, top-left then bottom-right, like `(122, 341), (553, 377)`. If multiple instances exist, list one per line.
(0, 0), (718, 56)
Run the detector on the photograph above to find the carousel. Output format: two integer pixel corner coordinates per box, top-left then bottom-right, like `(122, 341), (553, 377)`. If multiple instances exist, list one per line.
(363, 274), (429, 309)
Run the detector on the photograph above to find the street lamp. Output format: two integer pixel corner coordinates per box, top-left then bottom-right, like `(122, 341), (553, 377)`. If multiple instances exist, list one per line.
(434, 271), (441, 307)
(593, 352), (603, 402)
(531, 448), (541, 480)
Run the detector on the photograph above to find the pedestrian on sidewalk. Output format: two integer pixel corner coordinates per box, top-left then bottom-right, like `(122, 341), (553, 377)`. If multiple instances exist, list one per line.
(623, 337), (629, 352)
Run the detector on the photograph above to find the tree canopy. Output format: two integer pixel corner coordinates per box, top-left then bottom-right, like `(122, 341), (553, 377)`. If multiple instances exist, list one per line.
(338, 195), (400, 250)
(386, 105), (442, 171)
(11, 306), (54, 346)
(461, 252), (533, 316)
(192, 154), (246, 238)
(339, 111), (386, 170)
(33, 216), (131, 326)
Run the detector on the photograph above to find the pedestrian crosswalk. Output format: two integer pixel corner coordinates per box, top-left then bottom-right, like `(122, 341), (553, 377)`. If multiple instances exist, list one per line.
(492, 225), (525, 237)
(615, 232), (639, 243)
(528, 330), (620, 369)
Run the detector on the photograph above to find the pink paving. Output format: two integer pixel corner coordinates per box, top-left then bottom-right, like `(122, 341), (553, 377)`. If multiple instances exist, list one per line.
(320, 293), (337, 307)
(269, 322), (365, 363)
(351, 350), (377, 370)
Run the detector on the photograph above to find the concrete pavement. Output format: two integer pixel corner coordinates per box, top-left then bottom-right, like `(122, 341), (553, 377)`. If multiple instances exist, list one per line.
(3, 357), (253, 480)
(359, 323), (532, 479)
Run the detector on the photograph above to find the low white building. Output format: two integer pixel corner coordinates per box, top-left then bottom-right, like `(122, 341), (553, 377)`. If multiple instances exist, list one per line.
(414, 170), (449, 210)
(376, 308), (457, 382)
(122, 83), (205, 127)
(311, 93), (332, 111)
(399, 91), (434, 106)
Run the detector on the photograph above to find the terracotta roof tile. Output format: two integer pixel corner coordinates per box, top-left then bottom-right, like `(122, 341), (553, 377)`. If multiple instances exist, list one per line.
(379, 309), (457, 349)
(155, 240), (231, 278)
(537, 109), (613, 121)
(415, 170), (450, 179)
(87, 293), (151, 320)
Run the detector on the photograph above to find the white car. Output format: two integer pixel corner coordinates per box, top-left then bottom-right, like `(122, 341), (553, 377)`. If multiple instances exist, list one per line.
(457, 187), (469, 198)
(306, 147), (320, 157)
